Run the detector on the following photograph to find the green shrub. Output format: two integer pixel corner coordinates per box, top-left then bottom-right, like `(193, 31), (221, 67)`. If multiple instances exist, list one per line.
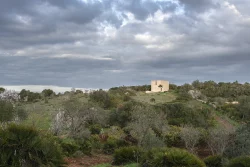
(0, 124), (65, 167)
(108, 101), (134, 128)
(164, 126), (182, 147)
(103, 138), (118, 154)
(113, 146), (143, 165)
(227, 156), (250, 167)
(150, 98), (156, 103)
(204, 155), (223, 167)
(89, 124), (102, 134)
(76, 139), (92, 155)
(90, 135), (103, 150)
(89, 90), (111, 109)
(0, 100), (14, 122)
(59, 138), (79, 156)
(141, 148), (205, 167)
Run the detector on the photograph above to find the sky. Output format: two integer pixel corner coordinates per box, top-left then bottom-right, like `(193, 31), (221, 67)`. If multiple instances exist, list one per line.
(0, 0), (250, 91)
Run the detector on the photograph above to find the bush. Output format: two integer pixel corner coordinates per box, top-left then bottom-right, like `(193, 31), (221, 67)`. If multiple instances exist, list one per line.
(89, 124), (102, 134)
(141, 148), (205, 167)
(227, 156), (250, 167)
(89, 90), (111, 109)
(102, 138), (128, 154)
(164, 126), (182, 147)
(150, 98), (156, 103)
(59, 138), (79, 156)
(76, 139), (92, 155)
(103, 138), (118, 154)
(113, 146), (143, 165)
(0, 100), (14, 122)
(108, 102), (134, 127)
(90, 135), (103, 150)
(204, 155), (223, 167)
(0, 124), (65, 167)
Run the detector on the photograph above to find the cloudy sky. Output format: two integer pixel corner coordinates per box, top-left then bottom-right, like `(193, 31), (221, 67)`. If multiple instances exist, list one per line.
(0, 0), (250, 90)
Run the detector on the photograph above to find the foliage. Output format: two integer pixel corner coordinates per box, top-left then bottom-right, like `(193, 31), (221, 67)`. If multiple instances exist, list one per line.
(19, 89), (41, 102)
(0, 89), (20, 103)
(162, 102), (213, 128)
(103, 138), (128, 155)
(227, 156), (250, 167)
(206, 127), (232, 155)
(113, 146), (143, 165)
(204, 155), (223, 167)
(75, 138), (92, 155)
(89, 89), (111, 109)
(57, 97), (107, 138)
(169, 84), (178, 91)
(189, 80), (250, 99)
(140, 132), (165, 150)
(59, 138), (79, 156)
(164, 126), (182, 147)
(0, 87), (5, 93)
(150, 98), (156, 103)
(108, 101), (136, 128)
(129, 106), (168, 148)
(0, 100), (14, 123)
(103, 138), (119, 154)
(75, 90), (83, 94)
(180, 125), (200, 154)
(15, 107), (28, 122)
(127, 85), (151, 92)
(90, 135), (103, 150)
(141, 148), (205, 167)
(0, 124), (65, 167)
(42, 89), (55, 97)
(89, 124), (102, 134)
(225, 124), (250, 158)
(93, 163), (138, 167)
(176, 91), (193, 101)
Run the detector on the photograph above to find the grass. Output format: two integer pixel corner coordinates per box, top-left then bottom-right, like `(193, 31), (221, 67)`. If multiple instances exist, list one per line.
(20, 93), (89, 130)
(132, 91), (177, 104)
(214, 109), (240, 128)
(92, 163), (138, 167)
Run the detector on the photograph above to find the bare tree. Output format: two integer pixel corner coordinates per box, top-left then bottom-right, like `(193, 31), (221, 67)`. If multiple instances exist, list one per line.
(51, 97), (107, 138)
(206, 127), (233, 155)
(180, 125), (200, 154)
(0, 89), (20, 103)
(129, 106), (168, 149)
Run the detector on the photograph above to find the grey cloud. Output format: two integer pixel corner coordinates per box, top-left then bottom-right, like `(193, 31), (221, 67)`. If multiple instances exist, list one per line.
(1, 0), (250, 88)
(116, 0), (178, 20)
(178, 0), (219, 13)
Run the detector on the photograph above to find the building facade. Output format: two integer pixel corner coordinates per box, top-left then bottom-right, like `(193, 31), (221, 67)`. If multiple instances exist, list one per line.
(151, 80), (169, 92)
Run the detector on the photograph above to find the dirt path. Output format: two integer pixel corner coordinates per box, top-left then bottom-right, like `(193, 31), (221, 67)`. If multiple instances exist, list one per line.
(65, 154), (112, 167)
(214, 115), (234, 131)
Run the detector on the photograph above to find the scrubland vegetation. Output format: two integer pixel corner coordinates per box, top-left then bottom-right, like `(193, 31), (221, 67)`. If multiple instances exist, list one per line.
(1, 80), (250, 166)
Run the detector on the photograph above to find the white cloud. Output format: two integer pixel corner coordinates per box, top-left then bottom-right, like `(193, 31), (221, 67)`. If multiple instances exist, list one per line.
(0, 85), (96, 93)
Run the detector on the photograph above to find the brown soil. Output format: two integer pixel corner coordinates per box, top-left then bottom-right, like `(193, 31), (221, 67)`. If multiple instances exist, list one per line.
(65, 154), (112, 167)
(214, 115), (234, 130)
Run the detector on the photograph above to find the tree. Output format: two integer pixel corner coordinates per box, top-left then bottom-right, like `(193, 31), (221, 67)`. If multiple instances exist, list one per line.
(0, 90), (20, 103)
(206, 127), (232, 155)
(0, 124), (65, 166)
(89, 89), (111, 109)
(0, 100), (14, 123)
(158, 84), (163, 92)
(237, 96), (250, 120)
(180, 125), (200, 154)
(225, 124), (250, 157)
(0, 87), (5, 93)
(0, 100), (27, 124)
(42, 89), (54, 97)
(52, 97), (107, 138)
(129, 106), (168, 149)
